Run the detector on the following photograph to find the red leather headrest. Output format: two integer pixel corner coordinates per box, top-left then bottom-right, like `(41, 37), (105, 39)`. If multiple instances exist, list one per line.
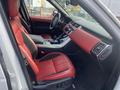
(8, 0), (20, 17)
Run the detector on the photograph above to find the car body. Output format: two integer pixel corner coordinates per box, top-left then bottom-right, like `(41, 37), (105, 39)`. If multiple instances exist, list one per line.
(0, 0), (120, 90)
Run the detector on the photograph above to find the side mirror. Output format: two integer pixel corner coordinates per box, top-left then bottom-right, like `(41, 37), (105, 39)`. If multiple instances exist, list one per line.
(66, 0), (79, 6)
(52, 10), (58, 16)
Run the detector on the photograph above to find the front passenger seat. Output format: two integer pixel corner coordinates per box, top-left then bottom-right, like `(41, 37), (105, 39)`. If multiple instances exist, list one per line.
(7, 0), (75, 90)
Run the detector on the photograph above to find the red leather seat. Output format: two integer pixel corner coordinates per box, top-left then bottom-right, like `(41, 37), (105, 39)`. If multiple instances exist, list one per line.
(35, 52), (75, 81)
(7, 0), (75, 89)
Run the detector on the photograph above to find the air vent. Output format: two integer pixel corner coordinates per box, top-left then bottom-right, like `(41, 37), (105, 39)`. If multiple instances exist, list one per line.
(71, 22), (80, 28)
(91, 42), (112, 61)
(92, 42), (106, 55)
(64, 27), (73, 34)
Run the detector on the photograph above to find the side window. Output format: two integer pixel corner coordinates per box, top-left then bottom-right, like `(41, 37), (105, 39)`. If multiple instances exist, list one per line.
(24, 0), (55, 16)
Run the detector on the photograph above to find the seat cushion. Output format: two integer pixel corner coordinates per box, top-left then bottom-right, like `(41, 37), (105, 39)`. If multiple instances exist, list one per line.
(35, 52), (75, 81)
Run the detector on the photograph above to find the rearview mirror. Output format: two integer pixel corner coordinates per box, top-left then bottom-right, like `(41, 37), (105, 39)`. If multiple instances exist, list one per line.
(66, 0), (79, 6)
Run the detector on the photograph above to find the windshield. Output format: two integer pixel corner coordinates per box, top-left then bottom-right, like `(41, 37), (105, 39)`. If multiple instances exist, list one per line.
(55, 0), (112, 39)
(55, 0), (97, 23)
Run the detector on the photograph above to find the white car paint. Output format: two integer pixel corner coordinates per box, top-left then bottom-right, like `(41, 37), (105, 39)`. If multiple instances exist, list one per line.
(0, 13), (28, 90)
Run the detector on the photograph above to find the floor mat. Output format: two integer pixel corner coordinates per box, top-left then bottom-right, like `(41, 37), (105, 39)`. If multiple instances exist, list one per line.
(67, 54), (107, 90)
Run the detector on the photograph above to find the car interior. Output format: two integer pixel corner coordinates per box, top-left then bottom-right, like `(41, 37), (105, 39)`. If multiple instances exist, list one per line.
(1, 0), (117, 90)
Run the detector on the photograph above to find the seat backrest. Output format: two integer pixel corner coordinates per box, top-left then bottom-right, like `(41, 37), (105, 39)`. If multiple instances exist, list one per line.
(8, 0), (40, 78)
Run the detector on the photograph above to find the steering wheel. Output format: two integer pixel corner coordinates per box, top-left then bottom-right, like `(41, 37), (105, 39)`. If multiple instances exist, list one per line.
(50, 13), (61, 30)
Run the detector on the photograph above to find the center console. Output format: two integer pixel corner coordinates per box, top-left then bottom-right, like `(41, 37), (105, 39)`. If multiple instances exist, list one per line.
(30, 33), (71, 49)
(63, 21), (112, 61)
(33, 22), (81, 49)
(30, 21), (112, 61)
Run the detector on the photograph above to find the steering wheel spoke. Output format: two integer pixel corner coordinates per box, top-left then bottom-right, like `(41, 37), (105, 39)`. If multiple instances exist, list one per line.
(50, 13), (61, 30)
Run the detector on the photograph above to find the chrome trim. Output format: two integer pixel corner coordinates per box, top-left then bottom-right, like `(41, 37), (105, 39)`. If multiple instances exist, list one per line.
(92, 43), (112, 61)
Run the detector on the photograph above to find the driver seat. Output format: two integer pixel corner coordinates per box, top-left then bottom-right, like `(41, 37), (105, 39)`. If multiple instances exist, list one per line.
(20, 14), (52, 39)
(19, 0), (52, 40)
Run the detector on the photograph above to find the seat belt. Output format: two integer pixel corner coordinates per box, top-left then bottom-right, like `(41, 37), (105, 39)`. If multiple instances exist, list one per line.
(21, 51), (37, 83)
(20, 0), (31, 24)
(20, 16), (31, 33)
(19, 0), (31, 33)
